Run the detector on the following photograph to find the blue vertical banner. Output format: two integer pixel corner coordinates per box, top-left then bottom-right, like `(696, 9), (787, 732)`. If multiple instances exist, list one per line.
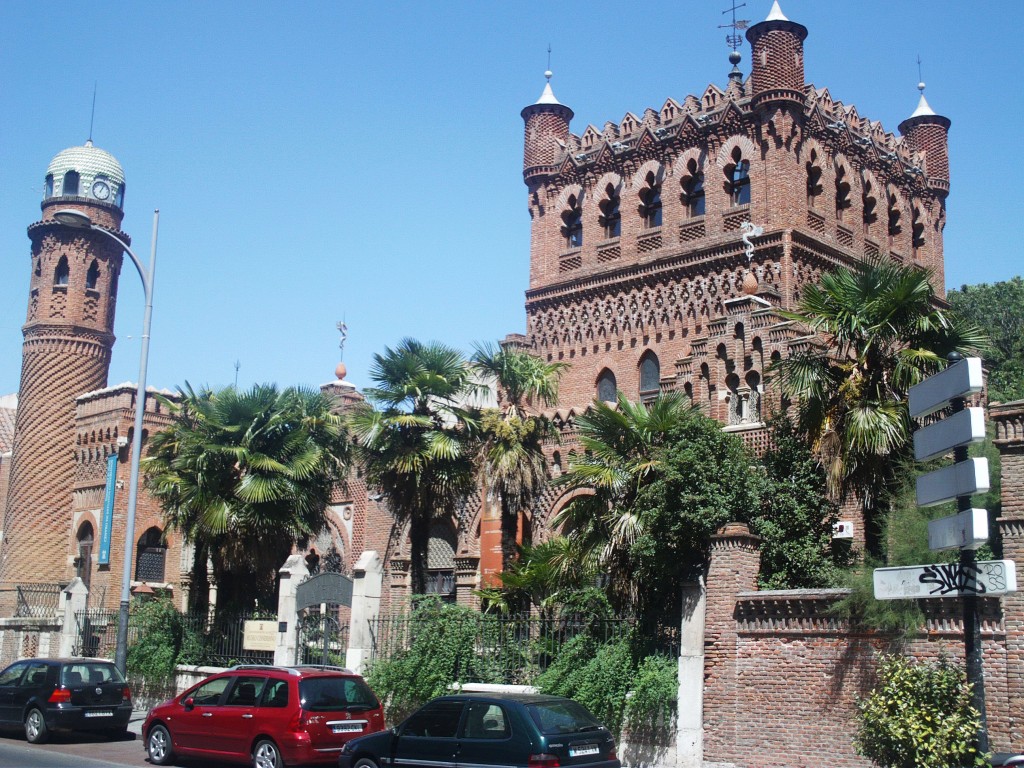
(99, 454), (118, 564)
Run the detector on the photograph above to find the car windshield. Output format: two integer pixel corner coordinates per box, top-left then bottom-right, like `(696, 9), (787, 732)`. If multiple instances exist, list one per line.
(527, 699), (603, 735)
(61, 662), (124, 687)
(300, 676), (379, 712)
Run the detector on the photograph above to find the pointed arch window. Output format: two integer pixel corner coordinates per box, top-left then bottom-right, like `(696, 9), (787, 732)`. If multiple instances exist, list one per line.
(86, 260), (100, 290)
(54, 256), (70, 286)
(681, 158), (706, 218)
(63, 170), (80, 196)
(597, 368), (617, 403)
(638, 172), (662, 229)
(912, 205), (926, 257)
(45, 174), (54, 198)
(561, 194), (583, 249)
(76, 523), (94, 591)
(887, 191), (902, 245)
(726, 148), (750, 206)
(599, 184), (621, 239)
(639, 352), (660, 403)
(426, 522), (457, 601)
(135, 526), (167, 582)
(806, 149), (823, 208)
(835, 164), (851, 222)
(862, 178), (878, 236)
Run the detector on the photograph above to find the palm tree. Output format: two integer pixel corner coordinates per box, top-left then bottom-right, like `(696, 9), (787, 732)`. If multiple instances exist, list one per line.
(471, 342), (568, 572)
(771, 258), (987, 560)
(553, 392), (695, 609)
(144, 383), (349, 617)
(348, 339), (479, 596)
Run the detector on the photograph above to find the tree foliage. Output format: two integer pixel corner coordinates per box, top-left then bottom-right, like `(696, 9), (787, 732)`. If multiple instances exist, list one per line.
(144, 383), (349, 615)
(471, 343), (567, 572)
(855, 654), (986, 768)
(349, 339), (478, 595)
(752, 418), (851, 589)
(947, 277), (1024, 402)
(772, 258), (987, 560)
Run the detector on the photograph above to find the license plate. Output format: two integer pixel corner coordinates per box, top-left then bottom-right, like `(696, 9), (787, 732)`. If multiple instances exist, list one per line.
(329, 721), (365, 733)
(569, 745), (600, 757)
(85, 711), (113, 718)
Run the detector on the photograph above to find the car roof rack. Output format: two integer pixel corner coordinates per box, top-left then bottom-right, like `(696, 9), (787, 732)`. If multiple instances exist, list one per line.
(228, 664), (355, 675)
(229, 664), (302, 676)
(292, 664), (354, 673)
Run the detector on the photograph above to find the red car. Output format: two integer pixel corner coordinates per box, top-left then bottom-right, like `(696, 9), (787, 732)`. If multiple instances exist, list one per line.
(143, 664), (385, 768)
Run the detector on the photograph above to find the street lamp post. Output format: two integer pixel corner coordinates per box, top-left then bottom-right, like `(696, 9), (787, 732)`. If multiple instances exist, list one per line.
(53, 208), (159, 674)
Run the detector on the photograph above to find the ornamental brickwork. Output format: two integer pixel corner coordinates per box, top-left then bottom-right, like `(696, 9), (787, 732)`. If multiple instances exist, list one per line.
(520, 7), (948, 437)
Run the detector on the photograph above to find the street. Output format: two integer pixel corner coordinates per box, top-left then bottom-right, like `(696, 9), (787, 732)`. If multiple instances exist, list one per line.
(0, 728), (224, 768)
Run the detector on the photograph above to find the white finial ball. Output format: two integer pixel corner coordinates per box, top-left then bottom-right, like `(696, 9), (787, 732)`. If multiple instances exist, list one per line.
(918, 81), (926, 92)
(544, 70), (553, 81)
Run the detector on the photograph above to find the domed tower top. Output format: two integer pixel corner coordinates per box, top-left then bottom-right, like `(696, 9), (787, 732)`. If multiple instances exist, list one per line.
(899, 82), (952, 197)
(521, 70), (574, 183)
(44, 140), (126, 211)
(745, 1), (809, 106)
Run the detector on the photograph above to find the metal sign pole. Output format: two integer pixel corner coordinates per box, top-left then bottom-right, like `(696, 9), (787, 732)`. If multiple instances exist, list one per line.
(951, 390), (989, 754)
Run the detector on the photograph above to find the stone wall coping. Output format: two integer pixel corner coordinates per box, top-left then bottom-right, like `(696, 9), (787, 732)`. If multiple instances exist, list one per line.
(737, 588), (851, 600)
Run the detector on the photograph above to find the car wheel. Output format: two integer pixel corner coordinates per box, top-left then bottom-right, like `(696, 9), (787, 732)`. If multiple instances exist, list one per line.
(24, 708), (48, 744)
(253, 738), (283, 768)
(147, 723), (175, 765)
(354, 758), (380, 768)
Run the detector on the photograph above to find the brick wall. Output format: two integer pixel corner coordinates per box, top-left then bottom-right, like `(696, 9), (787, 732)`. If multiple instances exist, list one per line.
(704, 522), (1020, 767)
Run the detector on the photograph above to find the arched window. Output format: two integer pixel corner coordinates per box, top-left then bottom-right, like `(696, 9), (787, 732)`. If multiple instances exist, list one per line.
(426, 522), (457, 601)
(639, 352), (660, 402)
(638, 172), (662, 229)
(135, 526), (167, 582)
(681, 158), (706, 217)
(114, 183), (125, 208)
(835, 164), (851, 222)
(887, 191), (902, 245)
(727, 147), (750, 206)
(86, 260), (100, 290)
(561, 194), (583, 249)
(44, 174), (54, 198)
(862, 180), (878, 235)
(597, 368), (617, 402)
(63, 170), (80, 196)
(54, 256), (70, 286)
(76, 523), (94, 591)
(551, 450), (562, 478)
(599, 184), (621, 239)
(806, 149), (823, 208)
(912, 205), (926, 257)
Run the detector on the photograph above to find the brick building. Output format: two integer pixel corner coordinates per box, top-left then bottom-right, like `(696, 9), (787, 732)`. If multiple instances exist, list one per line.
(0, 142), (186, 618)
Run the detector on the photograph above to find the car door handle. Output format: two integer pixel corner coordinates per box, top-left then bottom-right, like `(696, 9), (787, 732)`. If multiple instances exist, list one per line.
(202, 712), (213, 717)
(242, 714), (254, 719)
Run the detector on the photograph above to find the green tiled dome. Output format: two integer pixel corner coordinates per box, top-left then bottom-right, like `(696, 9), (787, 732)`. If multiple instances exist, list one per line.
(45, 140), (125, 207)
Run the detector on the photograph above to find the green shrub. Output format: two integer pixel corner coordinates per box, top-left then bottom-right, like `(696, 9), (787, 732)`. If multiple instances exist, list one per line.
(854, 653), (986, 768)
(364, 597), (502, 723)
(127, 598), (185, 685)
(624, 654), (678, 736)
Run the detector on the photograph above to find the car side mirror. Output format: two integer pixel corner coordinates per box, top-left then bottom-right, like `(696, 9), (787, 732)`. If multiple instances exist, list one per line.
(183, 697), (195, 711)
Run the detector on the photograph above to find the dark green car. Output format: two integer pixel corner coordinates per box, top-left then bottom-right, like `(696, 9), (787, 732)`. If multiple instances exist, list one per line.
(339, 692), (620, 768)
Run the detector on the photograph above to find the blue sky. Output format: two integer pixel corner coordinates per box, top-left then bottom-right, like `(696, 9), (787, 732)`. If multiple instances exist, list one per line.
(1, 1), (1019, 397)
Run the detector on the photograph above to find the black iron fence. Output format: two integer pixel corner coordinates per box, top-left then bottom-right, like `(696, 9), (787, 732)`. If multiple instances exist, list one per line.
(15, 584), (65, 617)
(73, 608), (275, 668)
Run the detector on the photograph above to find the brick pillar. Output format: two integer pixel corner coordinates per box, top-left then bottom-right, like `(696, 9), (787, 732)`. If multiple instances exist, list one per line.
(702, 522), (760, 763)
(992, 401), (1024, 745)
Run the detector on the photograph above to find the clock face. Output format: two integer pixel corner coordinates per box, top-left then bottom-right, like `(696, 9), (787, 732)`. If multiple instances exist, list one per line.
(92, 180), (111, 200)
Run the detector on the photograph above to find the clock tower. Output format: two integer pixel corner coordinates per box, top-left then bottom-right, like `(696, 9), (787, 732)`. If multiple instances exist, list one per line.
(0, 141), (129, 605)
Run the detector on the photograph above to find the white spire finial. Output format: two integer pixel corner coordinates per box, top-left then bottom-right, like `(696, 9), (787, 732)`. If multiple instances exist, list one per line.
(535, 49), (561, 105)
(766, 1), (789, 22)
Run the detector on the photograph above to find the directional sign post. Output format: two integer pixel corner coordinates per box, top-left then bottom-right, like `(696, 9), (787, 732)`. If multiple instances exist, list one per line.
(880, 355), (1011, 755)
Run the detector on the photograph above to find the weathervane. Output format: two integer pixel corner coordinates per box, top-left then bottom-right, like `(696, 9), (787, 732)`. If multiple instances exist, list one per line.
(719, 1), (749, 81)
(336, 319), (348, 362)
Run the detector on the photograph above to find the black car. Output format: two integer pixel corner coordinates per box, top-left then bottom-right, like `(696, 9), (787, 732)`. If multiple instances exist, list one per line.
(339, 692), (620, 768)
(0, 657), (132, 743)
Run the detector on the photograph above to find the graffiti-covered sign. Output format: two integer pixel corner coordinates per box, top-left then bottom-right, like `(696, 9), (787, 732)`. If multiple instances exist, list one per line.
(873, 560), (1017, 600)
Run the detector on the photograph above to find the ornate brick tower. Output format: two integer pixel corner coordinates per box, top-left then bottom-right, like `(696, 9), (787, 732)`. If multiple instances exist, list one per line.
(519, 1), (950, 536)
(0, 142), (128, 606)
